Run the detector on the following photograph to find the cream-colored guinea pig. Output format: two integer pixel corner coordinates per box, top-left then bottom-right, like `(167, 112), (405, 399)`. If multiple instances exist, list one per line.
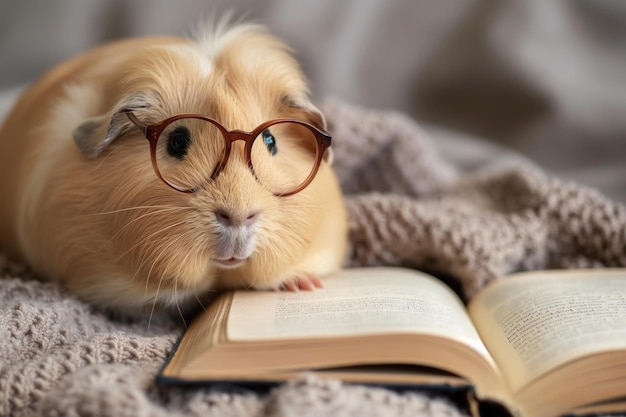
(0, 24), (348, 314)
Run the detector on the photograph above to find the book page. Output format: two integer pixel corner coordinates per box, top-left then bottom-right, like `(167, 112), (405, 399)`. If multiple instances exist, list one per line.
(469, 269), (626, 392)
(227, 267), (490, 357)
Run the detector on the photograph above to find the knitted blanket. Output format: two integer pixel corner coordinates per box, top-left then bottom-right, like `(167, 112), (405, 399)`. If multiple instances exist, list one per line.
(1, 98), (625, 417)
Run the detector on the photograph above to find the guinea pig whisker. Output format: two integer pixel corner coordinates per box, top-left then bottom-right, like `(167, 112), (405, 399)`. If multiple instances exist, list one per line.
(140, 228), (192, 288)
(102, 209), (193, 249)
(92, 206), (194, 250)
(193, 289), (208, 312)
(174, 276), (188, 329)
(171, 248), (196, 329)
(144, 229), (195, 329)
(85, 205), (192, 217)
(146, 269), (175, 332)
(245, 276), (257, 290)
(113, 219), (195, 265)
(132, 231), (197, 303)
(146, 268), (169, 332)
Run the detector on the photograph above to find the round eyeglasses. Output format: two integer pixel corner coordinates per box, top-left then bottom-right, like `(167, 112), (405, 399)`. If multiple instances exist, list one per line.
(124, 110), (332, 196)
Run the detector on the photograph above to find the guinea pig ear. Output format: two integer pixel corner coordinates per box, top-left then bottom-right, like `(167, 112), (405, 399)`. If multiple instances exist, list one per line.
(283, 95), (326, 130)
(282, 95), (334, 164)
(73, 93), (156, 159)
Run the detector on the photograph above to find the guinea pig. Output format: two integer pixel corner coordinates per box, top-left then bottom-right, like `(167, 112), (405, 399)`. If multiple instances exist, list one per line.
(0, 23), (348, 315)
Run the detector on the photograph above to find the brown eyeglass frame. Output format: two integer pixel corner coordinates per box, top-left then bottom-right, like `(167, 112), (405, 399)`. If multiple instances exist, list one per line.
(123, 110), (332, 196)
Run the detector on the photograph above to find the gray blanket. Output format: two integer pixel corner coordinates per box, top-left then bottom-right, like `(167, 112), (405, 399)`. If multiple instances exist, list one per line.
(1, 98), (625, 417)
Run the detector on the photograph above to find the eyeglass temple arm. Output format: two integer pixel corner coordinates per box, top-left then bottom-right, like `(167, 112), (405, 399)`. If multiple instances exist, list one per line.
(123, 109), (148, 136)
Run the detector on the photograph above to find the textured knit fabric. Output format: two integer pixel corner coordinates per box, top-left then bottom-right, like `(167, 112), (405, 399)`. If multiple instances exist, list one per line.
(1, 98), (625, 417)
(326, 99), (626, 298)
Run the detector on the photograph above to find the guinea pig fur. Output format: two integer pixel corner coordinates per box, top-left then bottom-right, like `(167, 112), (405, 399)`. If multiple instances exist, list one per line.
(0, 24), (348, 315)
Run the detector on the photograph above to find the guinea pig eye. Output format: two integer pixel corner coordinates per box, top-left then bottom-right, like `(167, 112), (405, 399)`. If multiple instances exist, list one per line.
(167, 126), (192, 159)
(262, 129), (278, 156)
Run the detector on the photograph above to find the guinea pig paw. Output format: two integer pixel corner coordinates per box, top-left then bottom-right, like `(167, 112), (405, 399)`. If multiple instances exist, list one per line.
(278, 274), (324, 292)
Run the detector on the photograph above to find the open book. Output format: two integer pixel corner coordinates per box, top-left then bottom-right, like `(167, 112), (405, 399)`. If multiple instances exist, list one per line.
(159, 267), (626, 417)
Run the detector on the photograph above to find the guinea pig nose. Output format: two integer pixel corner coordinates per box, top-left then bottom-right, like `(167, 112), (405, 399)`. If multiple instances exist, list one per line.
(215, 209), (260, 227)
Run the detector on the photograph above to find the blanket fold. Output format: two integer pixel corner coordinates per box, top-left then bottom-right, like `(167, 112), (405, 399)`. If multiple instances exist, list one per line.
(1, 98), (624, 417)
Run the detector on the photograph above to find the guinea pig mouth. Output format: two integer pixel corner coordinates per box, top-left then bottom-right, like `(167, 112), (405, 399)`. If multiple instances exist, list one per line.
(214, 257), (249, 268)
(213, 227), (257, 268)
